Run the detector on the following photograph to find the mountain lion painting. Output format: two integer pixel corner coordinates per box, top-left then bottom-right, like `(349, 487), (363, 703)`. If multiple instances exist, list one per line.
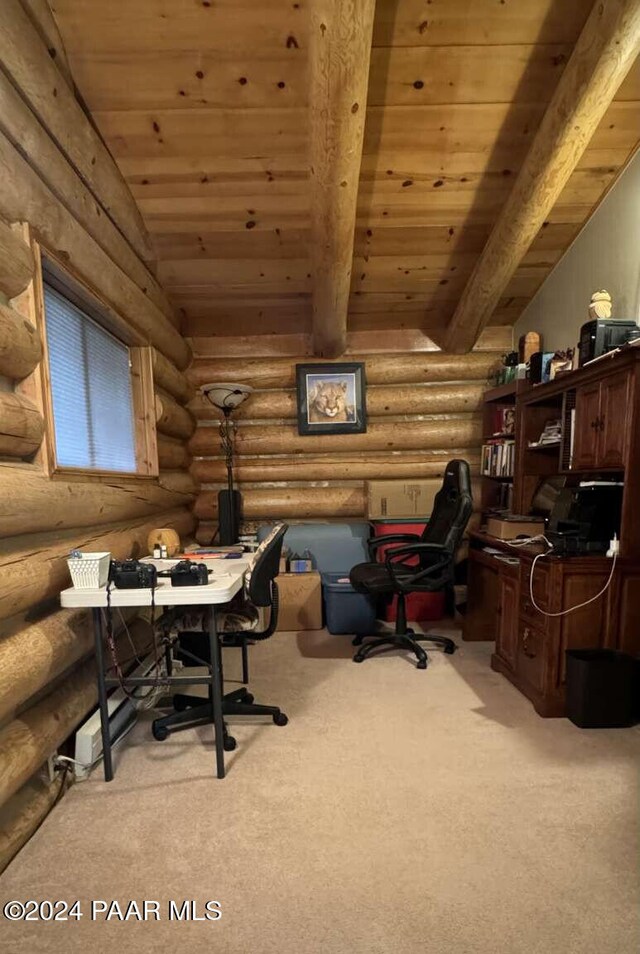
(307, 380), (356, 423)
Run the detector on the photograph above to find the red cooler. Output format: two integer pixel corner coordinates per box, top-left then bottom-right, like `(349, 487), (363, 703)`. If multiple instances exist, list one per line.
(372, 521), (446, 623)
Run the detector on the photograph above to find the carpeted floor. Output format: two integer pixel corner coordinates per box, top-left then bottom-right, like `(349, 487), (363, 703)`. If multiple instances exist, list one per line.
(1, 627), (639, 954)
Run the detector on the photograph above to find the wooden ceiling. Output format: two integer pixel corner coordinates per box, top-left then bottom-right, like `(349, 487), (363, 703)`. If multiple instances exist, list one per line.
(51, 0), (640, 345)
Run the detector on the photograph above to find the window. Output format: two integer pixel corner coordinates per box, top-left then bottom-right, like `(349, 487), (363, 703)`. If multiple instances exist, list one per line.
(44, 285), (138, 472)
(36, 261), (158, 479)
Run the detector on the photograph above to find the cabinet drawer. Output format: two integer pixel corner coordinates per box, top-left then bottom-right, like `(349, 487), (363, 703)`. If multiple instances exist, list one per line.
(521, 562), (550, 611)
(517, 621), (547, 694)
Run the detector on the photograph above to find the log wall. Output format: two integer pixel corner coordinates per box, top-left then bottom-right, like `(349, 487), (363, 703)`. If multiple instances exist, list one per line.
(0, 8), (196, 871)
(188, 339), (506, 535)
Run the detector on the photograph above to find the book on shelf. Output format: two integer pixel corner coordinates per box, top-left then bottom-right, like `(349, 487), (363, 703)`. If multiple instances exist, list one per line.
(481, 439), (515, 478)
(528, 418), (562, 448)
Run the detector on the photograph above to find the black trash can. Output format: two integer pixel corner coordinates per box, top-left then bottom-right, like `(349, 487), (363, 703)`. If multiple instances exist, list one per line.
(565, 649), (639, 728)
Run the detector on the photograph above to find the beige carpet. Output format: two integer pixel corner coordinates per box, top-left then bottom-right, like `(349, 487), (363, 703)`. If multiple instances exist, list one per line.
(1, 627), (639, 954)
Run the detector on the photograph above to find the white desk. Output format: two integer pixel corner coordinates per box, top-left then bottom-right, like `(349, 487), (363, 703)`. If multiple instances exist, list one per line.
(60, 561), (247, 781)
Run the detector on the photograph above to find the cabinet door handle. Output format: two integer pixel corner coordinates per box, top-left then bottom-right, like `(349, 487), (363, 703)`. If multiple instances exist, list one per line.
(598, 415), (605, 431)
(522, 628), (536, 658)
(590, 418), (598, 429)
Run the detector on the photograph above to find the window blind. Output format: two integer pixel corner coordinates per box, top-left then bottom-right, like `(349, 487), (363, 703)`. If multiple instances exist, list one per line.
(44, 285), (137, 472)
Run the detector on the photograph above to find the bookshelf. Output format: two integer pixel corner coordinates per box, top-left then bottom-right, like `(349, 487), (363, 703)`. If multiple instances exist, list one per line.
(480, 380), (524, 511)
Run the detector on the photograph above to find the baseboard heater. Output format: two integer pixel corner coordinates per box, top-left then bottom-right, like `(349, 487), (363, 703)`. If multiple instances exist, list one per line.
(74, 654), (157, 779)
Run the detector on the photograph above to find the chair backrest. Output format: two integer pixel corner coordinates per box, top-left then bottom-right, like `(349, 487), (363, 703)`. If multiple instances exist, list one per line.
(245, 523), (288, 606)
(421, 460), (473, 557)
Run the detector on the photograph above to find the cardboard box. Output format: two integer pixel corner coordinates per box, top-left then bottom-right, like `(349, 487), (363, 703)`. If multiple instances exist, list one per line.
(485, 516), (544, 541)
(367, 479), (440, 519)
(276, 572), (322, 632)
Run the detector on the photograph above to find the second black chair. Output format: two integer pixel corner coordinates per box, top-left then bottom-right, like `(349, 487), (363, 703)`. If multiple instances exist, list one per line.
(152, 524), (288, 749)
(349, 460), (473, 669)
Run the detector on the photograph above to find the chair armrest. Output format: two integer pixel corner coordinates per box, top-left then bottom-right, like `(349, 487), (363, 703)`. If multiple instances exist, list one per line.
(384, 543), (451, 588)
(368, 533), (420, 559)
(384, 542), (447, 563)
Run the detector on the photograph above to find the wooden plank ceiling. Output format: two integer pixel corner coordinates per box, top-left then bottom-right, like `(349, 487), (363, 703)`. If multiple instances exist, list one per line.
(51, 0), (640, 344)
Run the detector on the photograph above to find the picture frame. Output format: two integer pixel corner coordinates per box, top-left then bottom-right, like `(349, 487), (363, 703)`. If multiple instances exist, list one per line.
(295, 363), (367, 436)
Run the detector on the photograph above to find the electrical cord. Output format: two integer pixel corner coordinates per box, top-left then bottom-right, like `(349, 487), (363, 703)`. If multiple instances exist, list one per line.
(501, 534), (618, 617)
(528, 549), (618, 617)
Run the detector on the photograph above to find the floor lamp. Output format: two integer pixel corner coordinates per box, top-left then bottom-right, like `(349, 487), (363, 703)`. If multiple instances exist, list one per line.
(201, 382), (253, 544)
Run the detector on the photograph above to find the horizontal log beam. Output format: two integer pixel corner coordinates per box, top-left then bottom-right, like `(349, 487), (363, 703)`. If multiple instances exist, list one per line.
(0, 617), (152, 808)
(0, 69), (177, 328)
(195, 479), (481, 521)
(20, 0), (74, 89)
(193, 450), (481, 485)
(0, 609), (93, 724)
(151, 348), (192, 404)
(310, 0), (376, 357)
(195, 487), (367, 521)
(0, 507), (195, 619)
(0, 392), (43, 457)
(0, 218), (34, 298)
(0, 299), (42, 380)
(189, 352), (502, 390)
(0, 657), (96, 806)
(0, 0), (153, 262)
(157, 435), (191, 471)
(190, 382), (487, 422)
(0, 131), (190, 369)
(191, 417), (482, 458)
(155, 390), (196, 441)
(441, 0), (640, 351)
(0, 772), (70, 874)
(0, 466), (196, 537)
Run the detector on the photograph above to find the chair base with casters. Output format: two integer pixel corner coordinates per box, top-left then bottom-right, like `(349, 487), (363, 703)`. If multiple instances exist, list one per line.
(151, 684), (288, 751)
(351, 590), (456, 669)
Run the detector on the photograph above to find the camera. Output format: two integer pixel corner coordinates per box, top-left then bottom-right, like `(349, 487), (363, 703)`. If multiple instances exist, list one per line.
(110, 559), (158, 589)
(169, 560), (209, 587)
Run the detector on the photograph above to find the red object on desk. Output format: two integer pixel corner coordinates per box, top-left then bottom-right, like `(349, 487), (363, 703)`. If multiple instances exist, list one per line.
(372, 521), (445, 622)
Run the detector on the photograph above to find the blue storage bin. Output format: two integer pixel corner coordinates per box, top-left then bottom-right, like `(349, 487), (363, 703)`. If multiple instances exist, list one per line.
(322, 572), (377, 635)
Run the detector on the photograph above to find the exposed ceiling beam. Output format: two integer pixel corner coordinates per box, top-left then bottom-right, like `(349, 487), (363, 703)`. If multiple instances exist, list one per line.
(309, 0), (376, 358)
(440, 0), (640, 354)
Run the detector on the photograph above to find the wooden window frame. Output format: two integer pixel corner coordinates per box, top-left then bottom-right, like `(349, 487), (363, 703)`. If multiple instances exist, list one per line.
(20, 238), (158, 480)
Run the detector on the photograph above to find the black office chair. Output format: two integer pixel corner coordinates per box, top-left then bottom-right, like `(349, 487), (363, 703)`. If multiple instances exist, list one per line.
(350, 460), (473, 669)
(151, 524), (289, 750)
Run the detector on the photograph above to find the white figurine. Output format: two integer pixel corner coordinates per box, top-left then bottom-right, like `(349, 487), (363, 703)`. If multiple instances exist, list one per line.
(589, 289), (612, 320)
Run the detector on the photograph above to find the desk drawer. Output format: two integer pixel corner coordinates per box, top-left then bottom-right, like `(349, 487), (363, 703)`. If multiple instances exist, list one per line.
(517, 620), (547, 695)
(521, 562), (551, 611)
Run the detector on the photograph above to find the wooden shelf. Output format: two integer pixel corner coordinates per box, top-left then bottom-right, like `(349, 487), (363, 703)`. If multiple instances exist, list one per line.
(483, 381), (518, 403)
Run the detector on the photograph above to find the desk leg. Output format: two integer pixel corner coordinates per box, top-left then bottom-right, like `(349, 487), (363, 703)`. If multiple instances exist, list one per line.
(207, 606), (225, 779)
(92, 608), (114, 782)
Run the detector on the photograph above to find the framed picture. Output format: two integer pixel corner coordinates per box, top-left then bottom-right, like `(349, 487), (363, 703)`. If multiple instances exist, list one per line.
(295, 363), (367, 436)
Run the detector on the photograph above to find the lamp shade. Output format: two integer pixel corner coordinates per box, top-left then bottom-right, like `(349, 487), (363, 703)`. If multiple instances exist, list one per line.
(201, 382), (253, 412)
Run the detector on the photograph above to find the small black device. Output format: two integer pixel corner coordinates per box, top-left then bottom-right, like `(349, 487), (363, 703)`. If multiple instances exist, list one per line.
(548, 482), (623, 553)
(110, 559), (157, 589)
(169, 559), (209, 587)
(578, 319), (637, 366)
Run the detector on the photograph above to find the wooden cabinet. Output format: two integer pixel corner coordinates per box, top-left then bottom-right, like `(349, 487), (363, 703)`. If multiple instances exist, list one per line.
(572, 370), (630, 470)
(466, 531), (640, 718)
(572, 381), (601, 469)
(495, 569), (518, 670)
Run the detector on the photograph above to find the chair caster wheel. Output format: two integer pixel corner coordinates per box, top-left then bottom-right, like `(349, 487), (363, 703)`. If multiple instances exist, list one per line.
(152, 722), (169, 741)
(173, 696), (188, 712)
(223, 735), (237, 751)
(243, 692), (254, 705)
(444, 644), (456, 655)
(353, 654), (364, 663)
(416, 659), (427, 670)
(273, 712), (288, 727)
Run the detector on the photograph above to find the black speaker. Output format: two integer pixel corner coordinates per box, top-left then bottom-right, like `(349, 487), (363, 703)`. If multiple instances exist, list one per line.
(217, 489), (242, 544)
